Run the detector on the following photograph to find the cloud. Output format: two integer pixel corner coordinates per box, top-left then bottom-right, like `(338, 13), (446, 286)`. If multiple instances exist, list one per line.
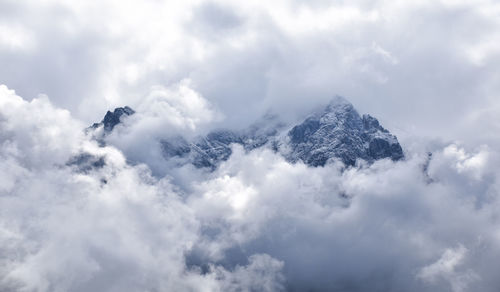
(1, 0), (500, 291)
(0, 86), (284, 292)
(0, 24), (35, 51)
(211, 254), (285, 292)
(102, 79), (221, 177)
(418, 245), (479, 292)
(1, 85), (500, 291)
(0, 0), (499, 144)
(183, 141), (500, 291)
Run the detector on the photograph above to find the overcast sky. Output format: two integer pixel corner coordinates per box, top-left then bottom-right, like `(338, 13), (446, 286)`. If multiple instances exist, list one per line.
(1, 1), (500, 291)
(1, 0), (499, 145)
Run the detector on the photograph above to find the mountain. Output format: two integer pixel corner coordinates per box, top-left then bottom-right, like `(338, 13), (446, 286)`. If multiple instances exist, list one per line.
(90, 106), (135, 132)
(281, 97), (403, 166)
(160, 114), (285, 170)
(89, 98), (403, 169)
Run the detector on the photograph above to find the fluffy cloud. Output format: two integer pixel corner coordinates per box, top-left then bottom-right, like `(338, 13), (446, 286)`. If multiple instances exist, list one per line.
(418, 245), (479, 292)
(1, 0), (499, 142)
(2, 85), (500, 291)
(0, 87), (283, 292)
(1, 0), (500, 291)
(103, 79), (220, 176)
(184, 143), (500, 291)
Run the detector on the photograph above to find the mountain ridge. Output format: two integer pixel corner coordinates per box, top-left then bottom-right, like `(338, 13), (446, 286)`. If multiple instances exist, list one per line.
(89, 98), (404, 169)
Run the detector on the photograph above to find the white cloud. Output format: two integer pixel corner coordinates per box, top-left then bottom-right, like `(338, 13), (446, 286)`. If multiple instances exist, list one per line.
(0, 24), (35, 51)
(1, 0), (500, 290)
(418, 245), (479, 292)
(1, 0), (499, 143)
(2, 85), (500, 290)
(0, 86), (284, 292)
(101, 79), (221, 177)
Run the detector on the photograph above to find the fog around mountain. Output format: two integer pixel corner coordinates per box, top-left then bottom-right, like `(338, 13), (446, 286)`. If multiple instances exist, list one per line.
(1, 1), (500, 291)
(1, 84), (500, 291)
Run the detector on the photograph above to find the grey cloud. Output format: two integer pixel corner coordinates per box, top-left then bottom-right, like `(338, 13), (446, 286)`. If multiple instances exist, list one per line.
(187, 2), (245, 39)
(185, 144), (500, 291)
(0, 87), (284, 292)
(1, 0), (499, 146)
(1, 84), (500, 291)
(1, 0), (500, 291)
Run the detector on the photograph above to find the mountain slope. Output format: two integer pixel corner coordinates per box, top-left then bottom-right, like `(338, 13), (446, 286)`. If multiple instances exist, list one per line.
(281, 97), (403, 166)
(90, 98), (403, 169)
(91, 106), (135, 132)
(160, 114), (285, 170)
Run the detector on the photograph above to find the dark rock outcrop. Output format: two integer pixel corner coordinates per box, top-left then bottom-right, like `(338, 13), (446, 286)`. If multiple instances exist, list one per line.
(91, 106), (135, 132)
(283, 97), (403, 166)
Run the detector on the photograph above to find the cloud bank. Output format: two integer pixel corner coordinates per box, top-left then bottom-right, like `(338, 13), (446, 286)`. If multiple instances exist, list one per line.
(0, 0), (499, 143)
(1, 85), (500, 291)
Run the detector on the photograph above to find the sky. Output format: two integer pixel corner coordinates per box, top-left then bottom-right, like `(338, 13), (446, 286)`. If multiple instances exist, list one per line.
(1, 0), (500, 291)
(1, 0), (499, 143)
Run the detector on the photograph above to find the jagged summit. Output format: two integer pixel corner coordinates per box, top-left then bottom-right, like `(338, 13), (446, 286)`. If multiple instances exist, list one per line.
(89, 98), (403, 170)
(283, 98), (403, 166)
(91, 106), (135, 132)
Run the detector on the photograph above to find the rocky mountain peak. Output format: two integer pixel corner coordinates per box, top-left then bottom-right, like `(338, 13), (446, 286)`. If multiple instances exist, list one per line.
(91, 106), (135, 132)
(284, 98), (403, 166)
(89, 98), (403, 170)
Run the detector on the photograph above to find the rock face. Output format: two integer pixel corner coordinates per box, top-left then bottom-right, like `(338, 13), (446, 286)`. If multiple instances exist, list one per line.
(283, 97), (403, 166)
(91, 106), (135, 132)
(160, 131), (241, 170)
(90, 98), (403, 169)
(160, 115), (285, 170)
(67, 153), (106, 173)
